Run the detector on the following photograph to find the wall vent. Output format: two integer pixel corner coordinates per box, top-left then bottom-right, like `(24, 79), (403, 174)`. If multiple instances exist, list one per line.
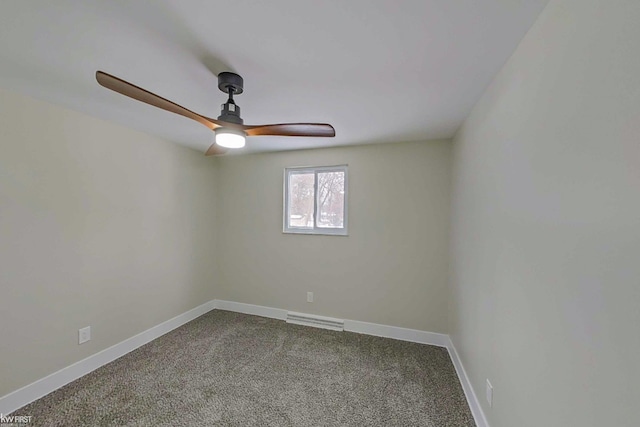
(286, 311), (344, 331)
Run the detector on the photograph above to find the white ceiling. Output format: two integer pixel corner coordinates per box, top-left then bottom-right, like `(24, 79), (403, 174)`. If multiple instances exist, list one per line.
(0, 0), (549, 154)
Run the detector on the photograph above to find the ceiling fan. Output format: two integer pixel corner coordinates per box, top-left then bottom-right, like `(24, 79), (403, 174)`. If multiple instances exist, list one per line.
(95, 71), (335, 155)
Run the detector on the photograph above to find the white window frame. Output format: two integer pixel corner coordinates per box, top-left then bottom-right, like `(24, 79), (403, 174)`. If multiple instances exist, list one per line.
(283, 165), (348, 236)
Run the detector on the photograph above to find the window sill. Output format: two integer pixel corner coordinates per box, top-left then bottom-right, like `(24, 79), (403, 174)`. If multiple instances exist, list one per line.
(283, 229), (349, 237)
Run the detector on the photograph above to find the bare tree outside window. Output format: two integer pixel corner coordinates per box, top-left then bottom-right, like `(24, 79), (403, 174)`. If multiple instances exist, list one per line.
(317, 171), (345, 228)
(284, 166), (348, 235)
(288, 172), (314, 227)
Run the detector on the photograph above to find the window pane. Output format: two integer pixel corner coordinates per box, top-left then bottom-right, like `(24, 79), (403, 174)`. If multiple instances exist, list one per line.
(316, 171), (345, 228)
(288, 172), (315, 228)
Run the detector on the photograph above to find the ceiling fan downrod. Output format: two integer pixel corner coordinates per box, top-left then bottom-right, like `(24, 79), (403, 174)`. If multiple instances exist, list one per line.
(217, 72), (244, 125)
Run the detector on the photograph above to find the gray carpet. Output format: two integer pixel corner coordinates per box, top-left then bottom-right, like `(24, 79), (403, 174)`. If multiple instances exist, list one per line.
(12, 310), (476, 426)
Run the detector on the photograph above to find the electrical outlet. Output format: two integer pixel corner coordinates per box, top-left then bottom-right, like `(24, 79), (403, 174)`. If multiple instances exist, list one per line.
(486, 379), (493, 407)
(79, 326), (91, 345)
(307, 292), (314, 303)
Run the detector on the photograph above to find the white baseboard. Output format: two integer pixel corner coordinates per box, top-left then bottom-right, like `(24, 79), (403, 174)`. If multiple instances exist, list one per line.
(344, 319), (450, 348)
(0, 300), (216, 416)
(214, 299), (287, 320)
(214, 300), (449, 347)
(447, 338), (490, 427)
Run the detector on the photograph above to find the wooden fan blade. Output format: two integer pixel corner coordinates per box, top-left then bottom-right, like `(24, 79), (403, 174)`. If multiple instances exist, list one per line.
(96, 71), (221, 130)
(205, 143), (228, 156)
(244, 123), (335, 137)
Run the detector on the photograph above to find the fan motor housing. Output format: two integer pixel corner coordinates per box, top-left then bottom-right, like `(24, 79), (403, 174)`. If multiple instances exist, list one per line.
(218, 102), (243, 124)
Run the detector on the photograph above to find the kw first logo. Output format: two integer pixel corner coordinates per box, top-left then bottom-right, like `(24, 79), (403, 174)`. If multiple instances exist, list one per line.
(0, 414), (32, 424)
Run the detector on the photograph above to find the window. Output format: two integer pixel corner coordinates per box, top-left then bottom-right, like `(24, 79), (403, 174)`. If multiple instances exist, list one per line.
(284, 165), (348, 235)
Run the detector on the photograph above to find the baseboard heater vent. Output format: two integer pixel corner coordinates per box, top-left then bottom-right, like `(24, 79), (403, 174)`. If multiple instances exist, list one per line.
(286, 311), (344, 331)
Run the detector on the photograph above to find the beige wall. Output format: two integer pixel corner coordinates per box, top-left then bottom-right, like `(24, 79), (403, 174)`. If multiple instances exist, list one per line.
(449, 1), (640, 426)
(0, 88), (218, 397)
(0, 87), (452, 399)
(215, 141), (452, 333)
